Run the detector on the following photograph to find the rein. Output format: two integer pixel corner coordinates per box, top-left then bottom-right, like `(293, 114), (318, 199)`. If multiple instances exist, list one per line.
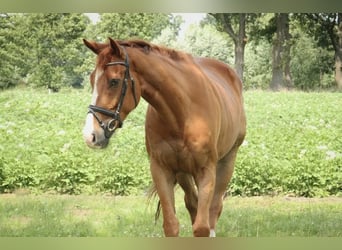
(88, 47), (138, 138)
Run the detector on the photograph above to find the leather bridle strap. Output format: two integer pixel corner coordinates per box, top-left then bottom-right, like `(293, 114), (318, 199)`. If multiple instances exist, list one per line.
(87, 47), (137, 138)
(106, 48), (138, 107)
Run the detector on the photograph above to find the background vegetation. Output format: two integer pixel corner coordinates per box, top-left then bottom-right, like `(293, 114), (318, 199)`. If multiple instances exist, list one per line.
(0, 194), (341, 237)
(0, 13), (341, 91)
(0, 88), (340, 197)
(0, 13), (341, 197)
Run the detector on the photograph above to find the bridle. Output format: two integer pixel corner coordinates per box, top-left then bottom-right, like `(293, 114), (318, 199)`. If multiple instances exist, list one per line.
(88, 47), (138, 138)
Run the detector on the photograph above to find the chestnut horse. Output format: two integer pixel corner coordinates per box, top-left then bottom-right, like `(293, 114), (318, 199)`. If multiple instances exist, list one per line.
(82, 38), (246, 237)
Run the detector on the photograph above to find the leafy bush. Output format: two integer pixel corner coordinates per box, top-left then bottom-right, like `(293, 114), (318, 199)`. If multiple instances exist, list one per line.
(244, 39), (272, 89)
(290, 32), (334, 90)
(231, 91), (341, 197)
(0, 88), (340, 197)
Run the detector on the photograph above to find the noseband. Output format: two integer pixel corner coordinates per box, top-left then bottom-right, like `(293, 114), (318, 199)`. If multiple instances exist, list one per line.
(88, 48), (138, 138)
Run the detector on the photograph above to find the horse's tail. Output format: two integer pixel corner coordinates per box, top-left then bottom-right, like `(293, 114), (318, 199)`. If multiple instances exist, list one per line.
(147, 184), (161, 224)
(155, 200), (161, 224)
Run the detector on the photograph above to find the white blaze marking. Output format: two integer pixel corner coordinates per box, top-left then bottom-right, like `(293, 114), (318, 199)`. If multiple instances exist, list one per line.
(83, 69), (103, 141)
(92, 68), (103, 105)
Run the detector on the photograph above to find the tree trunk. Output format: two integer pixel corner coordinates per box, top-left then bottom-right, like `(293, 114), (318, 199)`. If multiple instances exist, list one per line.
(271, 29), (283, 91)
(234, 14), (247, 81)
(235, 41), (245, 81)
(213, 13), (247, 81)
(270, 13), (292, 90)
(335, 14), (342, 90)
(283, 14), (293, 88)
(336, 58), (342, 89)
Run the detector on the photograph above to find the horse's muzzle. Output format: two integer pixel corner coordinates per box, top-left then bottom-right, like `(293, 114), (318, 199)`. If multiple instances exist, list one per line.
(83, 128), (110, 149)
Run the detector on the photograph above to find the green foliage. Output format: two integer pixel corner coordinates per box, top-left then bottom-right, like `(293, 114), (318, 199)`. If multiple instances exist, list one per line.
(290, 20), (335, 90)
(0, 13), (88, 90)
(26, 14), (88, 90)
(1, 13), (339, 91)
(93, 13), (178, 41)
(29, 60), (64, 89)
(0, 88), (150, 195)
(244, 39), (272, 89)
(0, 88), (340, 197)
(181, 24), (234, 65)
(154, 23), (234, 65)
(0, 14), (28, 88)
(231, 91), (341, 197)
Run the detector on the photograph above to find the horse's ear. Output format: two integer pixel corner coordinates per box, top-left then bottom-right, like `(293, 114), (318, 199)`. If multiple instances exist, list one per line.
(108, 37), (123, 57)
(83, 39), (101, 55)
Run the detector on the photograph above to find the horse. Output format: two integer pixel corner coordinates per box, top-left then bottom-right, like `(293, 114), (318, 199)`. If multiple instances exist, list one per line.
(82, 38), (246, 237)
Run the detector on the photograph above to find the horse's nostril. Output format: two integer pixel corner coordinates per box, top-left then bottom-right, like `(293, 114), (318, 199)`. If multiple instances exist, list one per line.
(84, 130), (109, 149)
(91, 133), (96, 143)
(84, 132), (97, 147)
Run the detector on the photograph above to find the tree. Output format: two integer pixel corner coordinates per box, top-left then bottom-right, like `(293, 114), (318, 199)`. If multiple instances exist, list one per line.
(26, 14), (88, 90)
(289, 16), (334, 90)
(244, 38), (272, 89)
(94, 13), (179, 41)
(337, 14), (342, 89)
(249, 13), (293, 90)
(180, 24), (234, 65)
(0, 13), (88, 90)
(298, 13), (342, 90)
(209, 13), (248, 81)
(0, 14), (31, 88)
(270, 13), (293, 90)
(0, 14), (16, 88)
(152, 14), (183, 48)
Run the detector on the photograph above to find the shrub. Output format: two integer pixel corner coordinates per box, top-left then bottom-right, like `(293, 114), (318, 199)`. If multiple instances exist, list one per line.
(0, 88), (340, 197)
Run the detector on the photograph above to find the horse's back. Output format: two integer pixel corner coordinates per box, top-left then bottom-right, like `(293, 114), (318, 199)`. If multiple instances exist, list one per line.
(195, 57), (243, 97)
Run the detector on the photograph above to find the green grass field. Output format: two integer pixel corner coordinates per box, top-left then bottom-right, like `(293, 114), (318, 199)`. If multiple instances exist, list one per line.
(0, 88), (340, 196)
(0, 88), (341, 237)
(0, 192), (341, 237)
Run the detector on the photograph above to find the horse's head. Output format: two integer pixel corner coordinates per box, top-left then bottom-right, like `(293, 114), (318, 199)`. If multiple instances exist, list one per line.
(82, 38), (140, 148)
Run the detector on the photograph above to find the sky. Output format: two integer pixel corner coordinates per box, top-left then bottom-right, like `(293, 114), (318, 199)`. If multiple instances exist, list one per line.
(85, 13), (100, 23)
(175, 13), (206, 28)
(175, 13), (206, 38)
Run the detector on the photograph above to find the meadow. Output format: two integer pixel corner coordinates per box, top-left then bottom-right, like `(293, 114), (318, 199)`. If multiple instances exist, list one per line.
(0, 88), (340, 197)
(0, 192), (341, 237)
(0, 87), (341, 237)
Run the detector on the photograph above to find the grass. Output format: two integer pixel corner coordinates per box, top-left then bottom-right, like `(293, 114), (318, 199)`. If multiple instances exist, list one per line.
(0, 87), (341, 237)
(0, 193), (160, 237)
(0, 191), (341, 237)
(0, 88), (341, 196)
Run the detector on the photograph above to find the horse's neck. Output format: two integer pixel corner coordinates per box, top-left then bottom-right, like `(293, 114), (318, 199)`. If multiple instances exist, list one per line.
(131, 50), (192, 128)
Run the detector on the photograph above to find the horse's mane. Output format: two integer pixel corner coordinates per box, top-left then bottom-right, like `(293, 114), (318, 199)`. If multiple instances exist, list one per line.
(118, 39), (188, 61)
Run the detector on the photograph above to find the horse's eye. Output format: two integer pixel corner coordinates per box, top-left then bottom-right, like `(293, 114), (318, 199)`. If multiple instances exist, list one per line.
(109, 79), (120, 88)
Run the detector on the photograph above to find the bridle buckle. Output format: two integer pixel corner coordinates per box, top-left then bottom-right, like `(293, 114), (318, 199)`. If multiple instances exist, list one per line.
(107, 118), (122, 132)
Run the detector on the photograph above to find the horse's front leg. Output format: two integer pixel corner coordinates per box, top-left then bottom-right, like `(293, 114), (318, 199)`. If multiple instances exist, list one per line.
(192, 162), (216, 237)
(150, 158), (179, 237)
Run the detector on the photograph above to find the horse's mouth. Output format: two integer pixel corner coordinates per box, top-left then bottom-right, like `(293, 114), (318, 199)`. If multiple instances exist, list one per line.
(91, 139), (110, 149)
(84, 132), (110, 149)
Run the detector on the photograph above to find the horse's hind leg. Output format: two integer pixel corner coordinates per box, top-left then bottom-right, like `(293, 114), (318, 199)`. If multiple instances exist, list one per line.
(150, 158), (179, 236)
(176, 173), (198, 224)
(209, 147), (239, 237)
